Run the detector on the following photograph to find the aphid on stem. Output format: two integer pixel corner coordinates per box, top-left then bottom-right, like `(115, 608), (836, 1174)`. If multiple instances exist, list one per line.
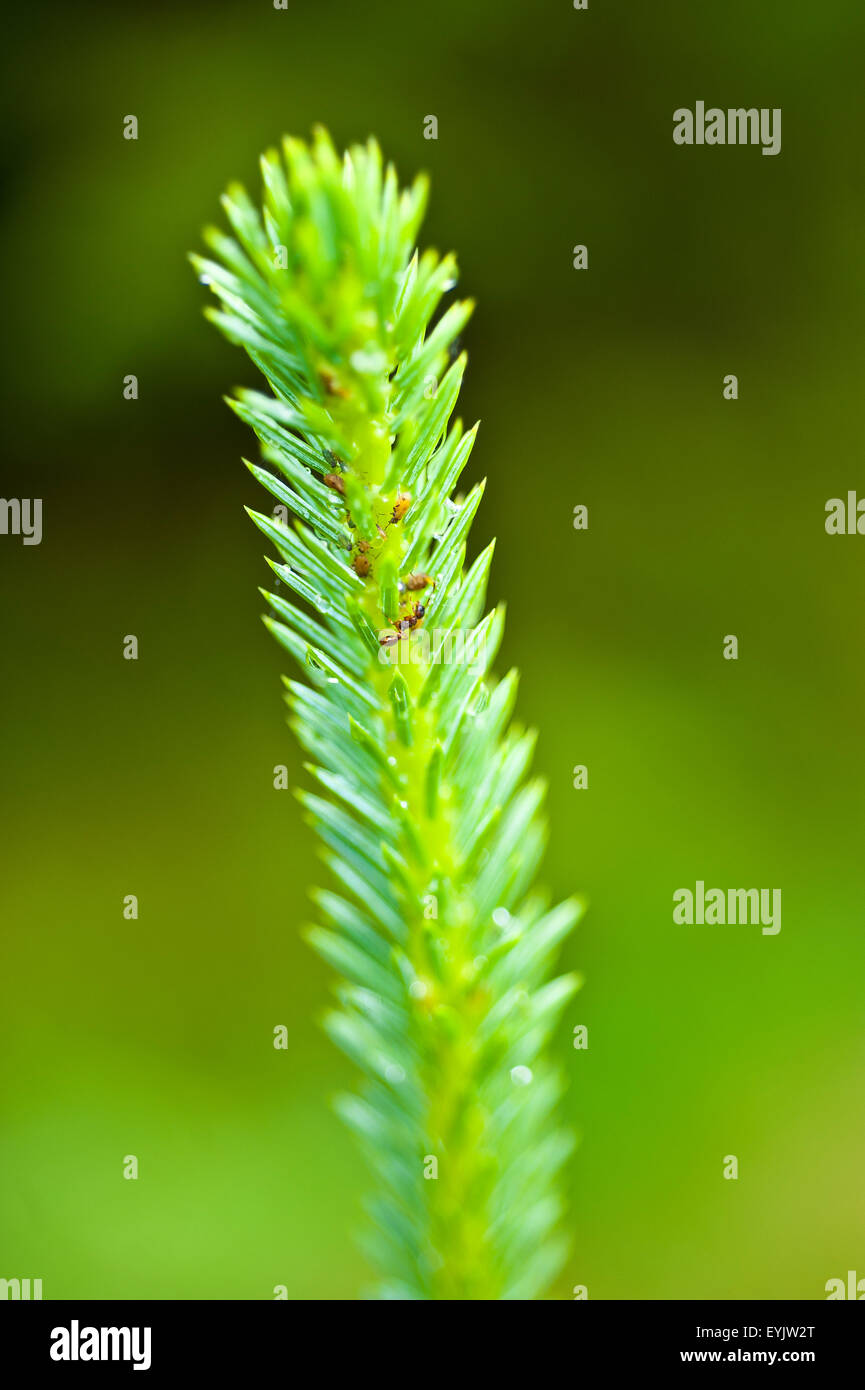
(320, 368), (350, 399)
(399, 571), (435, 593)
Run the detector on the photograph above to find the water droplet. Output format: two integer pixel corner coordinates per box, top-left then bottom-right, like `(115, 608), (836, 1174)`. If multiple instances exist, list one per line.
(409, 980), (428, 1000)
(198, 273), (211, 286)
(510, 1065), (533, 1087)
(385, 1063), (406, 1084)
(350, 346), (387, 375)
(492, 907), (511, 929)
(387, 756), (397, 767)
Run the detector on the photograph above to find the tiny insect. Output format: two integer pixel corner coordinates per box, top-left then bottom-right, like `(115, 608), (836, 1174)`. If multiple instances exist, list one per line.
(378, 601), (425, 646)
(396, 601), (425, 633)
(352, 554), (370, 577)
(399, 571), (435, 593)
(323, 472), (346, 496)
(320, 369), (350, 399)
(390, 492), (411, 524)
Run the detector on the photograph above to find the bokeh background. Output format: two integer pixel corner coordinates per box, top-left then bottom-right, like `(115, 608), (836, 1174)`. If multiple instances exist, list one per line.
(2, 0), (864, 1299)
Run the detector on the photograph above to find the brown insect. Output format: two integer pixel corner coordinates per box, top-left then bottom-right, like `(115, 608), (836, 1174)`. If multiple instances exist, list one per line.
(352, 554), (370, 577)
(400, 571), (435, 593)
(378, 601), (426, 647)
(323, 472), (346, 496)
(320, 369), (350, 399)
(390, 492), (411, 524)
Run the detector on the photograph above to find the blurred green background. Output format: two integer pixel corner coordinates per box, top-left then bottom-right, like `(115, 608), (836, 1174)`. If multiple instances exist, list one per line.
(2, 0), (864, 1299)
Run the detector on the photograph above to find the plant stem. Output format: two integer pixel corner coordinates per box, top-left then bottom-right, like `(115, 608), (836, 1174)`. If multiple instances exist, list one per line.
(194, 130), (584, 1300)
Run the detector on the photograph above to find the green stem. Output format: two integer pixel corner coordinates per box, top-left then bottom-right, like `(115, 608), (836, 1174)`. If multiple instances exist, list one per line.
(195, 130), (583, 1301)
